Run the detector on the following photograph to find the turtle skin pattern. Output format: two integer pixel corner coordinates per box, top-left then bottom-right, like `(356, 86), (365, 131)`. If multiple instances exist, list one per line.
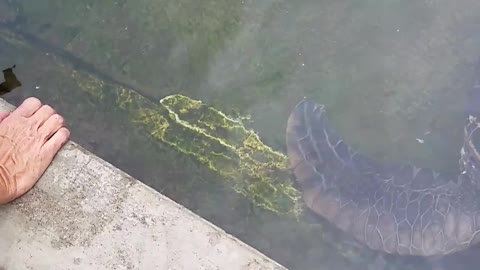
(286, 97), (480, 256)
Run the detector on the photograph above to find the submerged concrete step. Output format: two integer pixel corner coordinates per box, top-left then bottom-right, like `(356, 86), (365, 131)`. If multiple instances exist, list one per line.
(0, 98), (286, 270)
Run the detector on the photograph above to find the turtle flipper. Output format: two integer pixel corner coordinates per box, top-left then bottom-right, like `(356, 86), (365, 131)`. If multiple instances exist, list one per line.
(286, 98), (480, 256)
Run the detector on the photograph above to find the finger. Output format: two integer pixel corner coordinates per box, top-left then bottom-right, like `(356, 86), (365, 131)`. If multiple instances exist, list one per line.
(38, 114), (65, 141)
(29, 104), (56, 127)
(41, 127), (70, 162)
(0, 112), (10, 122)
(10, 97), (42, 118)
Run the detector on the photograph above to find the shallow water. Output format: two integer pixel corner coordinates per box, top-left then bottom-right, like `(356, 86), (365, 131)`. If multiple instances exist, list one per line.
(2, 0), (480, 269)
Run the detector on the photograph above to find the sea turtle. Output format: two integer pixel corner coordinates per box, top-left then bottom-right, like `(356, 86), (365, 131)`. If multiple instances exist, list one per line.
(286, 73), (480, 257)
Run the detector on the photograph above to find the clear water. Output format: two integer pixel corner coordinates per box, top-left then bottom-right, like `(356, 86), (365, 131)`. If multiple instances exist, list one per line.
(1, 0), (480, 269)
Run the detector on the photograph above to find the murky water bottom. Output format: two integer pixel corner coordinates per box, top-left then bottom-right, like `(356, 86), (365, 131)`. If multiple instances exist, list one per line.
(2, 0), (480, 269)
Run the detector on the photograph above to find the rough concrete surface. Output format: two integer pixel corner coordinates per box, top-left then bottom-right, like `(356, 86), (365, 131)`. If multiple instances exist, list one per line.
(0, 98), (286, 270)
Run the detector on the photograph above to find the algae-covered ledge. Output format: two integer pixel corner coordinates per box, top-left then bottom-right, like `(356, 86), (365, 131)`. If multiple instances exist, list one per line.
(0, 98), (286, 270)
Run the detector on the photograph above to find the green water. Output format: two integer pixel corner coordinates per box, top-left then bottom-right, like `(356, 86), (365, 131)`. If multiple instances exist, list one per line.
(2, 0), (480, 269)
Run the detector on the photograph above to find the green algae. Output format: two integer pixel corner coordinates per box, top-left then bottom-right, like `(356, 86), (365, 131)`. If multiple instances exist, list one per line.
(118, 91), (302, 217)
(159, 94), (301, 216)
(114, 88), (302, 217)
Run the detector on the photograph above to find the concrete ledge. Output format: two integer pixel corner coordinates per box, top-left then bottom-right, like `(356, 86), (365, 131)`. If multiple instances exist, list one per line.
(0, 98), (286, 270)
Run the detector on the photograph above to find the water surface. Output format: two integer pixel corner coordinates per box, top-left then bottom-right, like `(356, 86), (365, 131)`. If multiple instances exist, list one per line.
(1, 0), (480, 269)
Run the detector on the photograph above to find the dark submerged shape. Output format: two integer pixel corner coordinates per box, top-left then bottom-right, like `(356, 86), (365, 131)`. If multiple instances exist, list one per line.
(0, 65), (21, 95)
(286, 83), (480, 256)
